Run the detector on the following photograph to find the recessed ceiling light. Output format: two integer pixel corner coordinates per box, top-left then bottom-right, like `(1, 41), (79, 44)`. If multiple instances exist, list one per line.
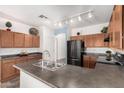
(78, 16), (82, 21)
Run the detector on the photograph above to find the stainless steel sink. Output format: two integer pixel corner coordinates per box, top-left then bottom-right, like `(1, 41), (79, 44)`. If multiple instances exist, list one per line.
(32, 60), (66, 71)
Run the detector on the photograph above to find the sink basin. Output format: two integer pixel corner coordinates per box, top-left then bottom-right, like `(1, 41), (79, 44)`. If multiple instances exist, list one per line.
(32, 60), (66, 71)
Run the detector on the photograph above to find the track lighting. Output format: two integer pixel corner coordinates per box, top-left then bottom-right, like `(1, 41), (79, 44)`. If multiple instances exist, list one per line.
(70, 19), (74, 23)
(54, 10), (93, 27)
(88, 12), (93, 18)
(58, 22), (62, 27)
(78, 15), (82, 21)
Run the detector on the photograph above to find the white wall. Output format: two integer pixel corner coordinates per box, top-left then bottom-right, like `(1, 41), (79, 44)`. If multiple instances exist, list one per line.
(55, 33), (66, 60)
(40, 26), (55, 60)
(71, 23), (109, 36)
(0, 17), (40, 56)
(71, 23), (114, 54)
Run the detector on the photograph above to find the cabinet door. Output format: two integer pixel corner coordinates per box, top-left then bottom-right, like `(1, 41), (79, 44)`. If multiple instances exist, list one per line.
(32, 36), (40, 48)
(2, 60), (16, 80)
(24, 35), (33, 48)
(0, 30), (14, 48)
(14, 32), (25, 48)
(85, 35), (94, 47)
(114, 32), (122, 49)
(0, 62), (1, 81)
(94, 34), (106, 47)
(70, 36), (84, 41)
(89, 56), (96, 68)
(83, 55), (96, 69)
(83, 55), (90, 68)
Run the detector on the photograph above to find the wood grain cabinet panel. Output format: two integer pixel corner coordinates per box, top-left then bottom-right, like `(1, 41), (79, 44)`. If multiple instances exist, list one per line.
(94, 34), (106, 47)
(83, 55), (96, 69)
(2, 59), (16, 80)
(108, 5), (123, 50)
(32, 36), (40, 48)
(84, 35), (94, 47)
(70, 36), (84, 41)
(14, 32), (25, 48)
(24, 35), (33, 48)
(0, 62), (1, 81)
(0, 30), (14, 48)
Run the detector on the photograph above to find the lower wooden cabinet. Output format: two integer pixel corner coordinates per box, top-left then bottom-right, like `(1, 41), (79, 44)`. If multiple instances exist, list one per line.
(0, 54), (42, 82)
(83, 55), (97, 69)
(1, 59), (16, 81)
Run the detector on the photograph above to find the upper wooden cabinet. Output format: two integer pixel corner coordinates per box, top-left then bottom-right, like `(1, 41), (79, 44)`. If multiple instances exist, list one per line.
(84, 35), (94, 47)
(94, 34), (108, 47)
(108, 5), (123, 50)
(0, 30), (40, 48)
(0, 30), (14, 48)
(32, 36), (40, 48)
(70, 33), (108, 48)
(70, 36), (84, 41)
(14, 32), (25, 48)
(24, 34), (33, 48)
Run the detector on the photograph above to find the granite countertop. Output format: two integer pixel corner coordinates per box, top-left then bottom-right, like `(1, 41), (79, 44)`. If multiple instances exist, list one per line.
(0, 52), (42, 60)
(14, 61), (124, 88)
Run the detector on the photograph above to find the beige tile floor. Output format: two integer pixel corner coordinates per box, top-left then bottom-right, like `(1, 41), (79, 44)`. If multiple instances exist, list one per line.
(0, 77), (20, 88)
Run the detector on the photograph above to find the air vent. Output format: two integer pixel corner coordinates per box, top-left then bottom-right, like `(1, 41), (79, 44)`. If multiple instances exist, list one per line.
(39, 15), (48, 19)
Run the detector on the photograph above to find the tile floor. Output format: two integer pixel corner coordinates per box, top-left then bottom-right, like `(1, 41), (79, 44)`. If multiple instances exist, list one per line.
(0, 77), (20, 88)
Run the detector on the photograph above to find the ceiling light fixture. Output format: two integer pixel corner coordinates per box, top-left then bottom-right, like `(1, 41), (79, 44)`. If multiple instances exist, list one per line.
(58, 22), (62, 27)
(55, 10), (93, 27)
(70, 19), (74, 23)
(88, 11), (93, 18)
(78, 15), (82, 21)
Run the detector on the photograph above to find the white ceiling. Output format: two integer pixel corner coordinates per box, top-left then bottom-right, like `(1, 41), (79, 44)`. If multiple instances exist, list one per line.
(0, 5), (114, 28)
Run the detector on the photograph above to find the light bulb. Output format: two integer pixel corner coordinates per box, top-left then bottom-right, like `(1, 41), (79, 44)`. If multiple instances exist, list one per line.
(58, 22), (62, 27)
(88, 12), (93, 18)
(70, 19), (74, 23)
(78, 16), (82, 21)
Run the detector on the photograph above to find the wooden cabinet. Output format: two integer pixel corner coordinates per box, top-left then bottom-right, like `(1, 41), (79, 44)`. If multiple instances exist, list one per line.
(70, 36), (84, 41)
(84, 35), (94, 47)
(0, 62), (2, 81)
(94, 34), (108, 47)
(83, 55), (97, 69)
(32, 36), (40, 48)
(0, 54), (42, 82)
(108, 5), (123, 50)
(0, 30), (40, 48)
(24, 35), (33, 48)
(14, 32), (25, 48)
(71, 33), (108, 48)
(0, 30), (14, 48)
(1, 59), (16, 81)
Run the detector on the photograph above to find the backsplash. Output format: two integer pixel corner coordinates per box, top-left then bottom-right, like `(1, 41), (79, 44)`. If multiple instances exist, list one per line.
(86, 48), (114, 54)
(0, 48), (40, 56)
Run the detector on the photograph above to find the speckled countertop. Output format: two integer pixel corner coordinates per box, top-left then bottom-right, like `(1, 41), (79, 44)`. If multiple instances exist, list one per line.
(0, 52), (42, 60)
(14, 60), (124, 88)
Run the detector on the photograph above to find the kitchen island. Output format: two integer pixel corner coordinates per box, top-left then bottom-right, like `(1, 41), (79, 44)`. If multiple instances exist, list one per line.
(14, 60), (124, 88)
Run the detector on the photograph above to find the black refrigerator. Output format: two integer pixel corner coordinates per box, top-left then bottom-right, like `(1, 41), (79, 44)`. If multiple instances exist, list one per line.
(67, 40), (85, 67)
